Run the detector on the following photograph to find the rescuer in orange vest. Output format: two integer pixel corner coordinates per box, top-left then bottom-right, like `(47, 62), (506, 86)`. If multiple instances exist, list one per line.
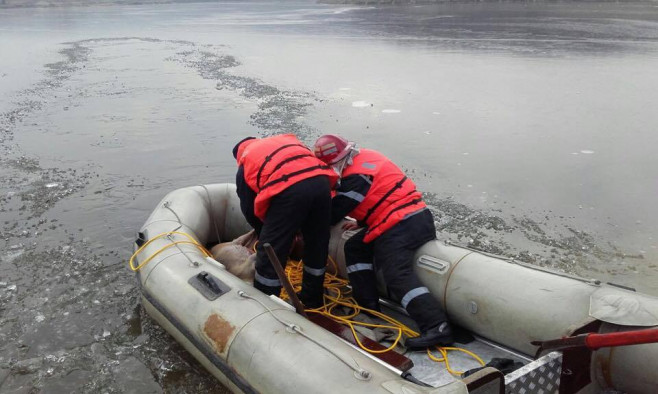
(313, 134), (453, 349)
(233, 134), (338, 308)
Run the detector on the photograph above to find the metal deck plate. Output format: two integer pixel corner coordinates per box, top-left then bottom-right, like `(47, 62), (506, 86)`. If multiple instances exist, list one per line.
(504, 352), (562, 394)
(404, 338), (531, 388)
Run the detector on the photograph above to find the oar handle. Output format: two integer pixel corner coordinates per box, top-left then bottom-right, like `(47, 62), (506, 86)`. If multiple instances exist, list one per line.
(532, 328), (658, 353)
(263, 243), (308, 318)
(586, 328), (658, 350)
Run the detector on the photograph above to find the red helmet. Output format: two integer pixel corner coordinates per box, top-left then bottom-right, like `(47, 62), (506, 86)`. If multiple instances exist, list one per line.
(313, 134), (354, 164)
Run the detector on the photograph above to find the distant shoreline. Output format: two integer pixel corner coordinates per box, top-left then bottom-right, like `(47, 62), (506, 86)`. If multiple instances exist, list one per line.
(319, 0), (658, 4)
(1, 0), (656, 9)
(321, 0), (657, 2)
(0, 0), (204, 9)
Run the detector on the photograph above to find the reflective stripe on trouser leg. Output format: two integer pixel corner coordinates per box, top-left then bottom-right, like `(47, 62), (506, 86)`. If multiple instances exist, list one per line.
(299, 270), (325, 306)
(255, 178), (312, 297)
(404, 292), (446, 332)
(254, 271), (282, 296)
(253, 272), (282, 296)
(300, 266), (326, 304)
(297, 176), (331, 304)
(401, 287), (430, 309)
(303, 265), (326, 276)
(346, 262), (379, 310)
(346, 263), (373, 274)
(343, 228), (378, 310)
(373, 243), (444, 331)
(254, 272), (281, 287)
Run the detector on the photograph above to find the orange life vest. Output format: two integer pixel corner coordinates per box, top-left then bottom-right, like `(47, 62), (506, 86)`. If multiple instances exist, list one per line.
(342, 149), (426, 243)
(236, 134), (338, 220)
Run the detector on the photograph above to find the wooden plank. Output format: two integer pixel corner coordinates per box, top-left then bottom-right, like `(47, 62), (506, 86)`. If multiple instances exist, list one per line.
(308, 313), (414, 372)
(263, 243), (307, 318)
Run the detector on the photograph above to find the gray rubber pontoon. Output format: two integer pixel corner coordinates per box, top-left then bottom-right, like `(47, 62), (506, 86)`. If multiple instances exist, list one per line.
(134, 184), (658, 393)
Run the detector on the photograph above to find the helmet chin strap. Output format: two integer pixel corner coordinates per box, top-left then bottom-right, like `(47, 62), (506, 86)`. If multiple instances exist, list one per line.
(331, 146), (359, 176)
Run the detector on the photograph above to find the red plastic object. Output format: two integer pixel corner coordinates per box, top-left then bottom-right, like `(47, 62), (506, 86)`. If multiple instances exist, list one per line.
(585, 328), (658, 350)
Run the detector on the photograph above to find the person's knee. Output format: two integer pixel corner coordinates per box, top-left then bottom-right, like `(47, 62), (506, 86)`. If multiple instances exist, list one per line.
(344, 237), (363, 257)
(255, 255), (272, 275)
(302, 229), (329, 250)
(382, 269), (422, 301)
(379, 256), (410, 279)
(258, 236), (292, 263)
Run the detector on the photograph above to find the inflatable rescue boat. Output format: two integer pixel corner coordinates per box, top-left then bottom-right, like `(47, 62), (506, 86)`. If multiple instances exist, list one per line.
(131, 184), (658, 393)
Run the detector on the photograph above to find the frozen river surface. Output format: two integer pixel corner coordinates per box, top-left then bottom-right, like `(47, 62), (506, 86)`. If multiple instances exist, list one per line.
(1, 1), (658, 392)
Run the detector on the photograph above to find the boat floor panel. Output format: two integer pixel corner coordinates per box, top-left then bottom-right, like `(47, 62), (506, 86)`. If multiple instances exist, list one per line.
(405, 338), (529, 388)
(376, 303), (531, 388)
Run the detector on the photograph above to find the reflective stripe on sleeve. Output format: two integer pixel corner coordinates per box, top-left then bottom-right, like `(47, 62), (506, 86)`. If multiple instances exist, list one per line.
(336, 190), (365, 202)
(402, 207), (429, 220)
(359, 174), (373, 184)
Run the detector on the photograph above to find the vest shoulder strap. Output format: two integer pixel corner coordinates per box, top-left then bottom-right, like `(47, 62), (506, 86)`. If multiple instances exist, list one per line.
(255, 143), (309, 190)
(362, 175), (408, 224)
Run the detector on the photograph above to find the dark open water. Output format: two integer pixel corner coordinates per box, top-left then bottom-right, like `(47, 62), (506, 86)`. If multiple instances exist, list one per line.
(1, 1), (657, 392)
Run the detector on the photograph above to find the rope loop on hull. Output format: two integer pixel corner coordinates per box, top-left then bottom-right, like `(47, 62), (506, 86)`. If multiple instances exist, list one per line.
(129, 231), (211, 272)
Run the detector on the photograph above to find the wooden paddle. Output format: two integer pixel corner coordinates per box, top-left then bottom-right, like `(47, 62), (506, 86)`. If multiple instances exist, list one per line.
(263, 243), (307, 318)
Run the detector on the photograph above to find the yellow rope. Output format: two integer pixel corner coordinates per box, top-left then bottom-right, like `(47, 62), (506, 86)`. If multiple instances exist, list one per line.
(281, 256), (485, 375)
(129, 231), (211, 272)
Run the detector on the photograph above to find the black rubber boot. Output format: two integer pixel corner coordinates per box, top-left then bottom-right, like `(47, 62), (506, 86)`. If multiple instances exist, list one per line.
(297, 291), (324, 309)
(298, 271), (325, 309)
(357, 299), (381, 313)
(253, 280), (282, 297)
(405, 322), (454, 350)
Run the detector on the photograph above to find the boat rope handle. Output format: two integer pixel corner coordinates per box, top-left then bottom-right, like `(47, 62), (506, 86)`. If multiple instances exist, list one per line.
(162, 201), (184, 233)
(129, 231), (211, 272)
(236, 290), (372, 380)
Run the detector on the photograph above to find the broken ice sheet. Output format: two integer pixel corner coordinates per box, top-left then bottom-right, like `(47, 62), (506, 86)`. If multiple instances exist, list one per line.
(352, 101), (370, 108)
